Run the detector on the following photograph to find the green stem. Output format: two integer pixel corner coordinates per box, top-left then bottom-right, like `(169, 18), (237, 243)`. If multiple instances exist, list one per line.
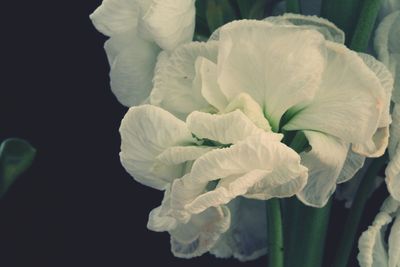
(321, 0), (364, 45)
(285, 0), (301, 13)
(332, 156), (386, 267)
(349, 0), (384, 52)
(267, 198), (284, 267)
(285, 198), (332, 267)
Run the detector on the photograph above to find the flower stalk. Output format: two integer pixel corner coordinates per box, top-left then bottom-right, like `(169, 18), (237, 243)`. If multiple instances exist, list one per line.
(350, 0), (384, 52)
(285, 0), (301, 13)
(285, 198), (332, 267)
(267, 198), (284, 267)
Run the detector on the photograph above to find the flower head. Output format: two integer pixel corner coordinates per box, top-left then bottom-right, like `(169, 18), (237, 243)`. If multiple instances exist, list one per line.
(90, 0), (196, 106)
(118, 13), (392, 259)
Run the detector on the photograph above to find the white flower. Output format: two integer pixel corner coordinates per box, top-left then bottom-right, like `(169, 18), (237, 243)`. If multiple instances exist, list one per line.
(358, 196), (400, 267)
(90, 0), (195, 106)
(150, 14), (391, 207)
(119, 14), (392, 259)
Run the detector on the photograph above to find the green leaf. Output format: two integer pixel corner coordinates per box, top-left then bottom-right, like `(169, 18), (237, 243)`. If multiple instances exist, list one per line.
(0, 138), (36, 198)
(206, 0), (237, 33)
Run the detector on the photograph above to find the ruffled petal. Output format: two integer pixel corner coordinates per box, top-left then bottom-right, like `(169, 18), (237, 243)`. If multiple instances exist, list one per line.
(119, 105), (196, 190)
(210, 198), (267, 261)
(264, 13), (345, 43)
(171, 134), (308, 217)
(386, 106), (400, 201)
(105, 31), (160, 106)
(375, 11), (400, 103)
(150, 41), (219, 119)
(357, 212), (391, 267)
(143, 0), (195, 51)
(358, 197), (400, 267)
(284, 41), (385, 144)
(297, 131), (349, 207)
(351, 53), (393, 157)
(169, 206), (230, 258)
(217, 20), (326, 130)
(157, 146), (213, 165)
(90, 0), (140, 36)
(186, 110), (281, 145)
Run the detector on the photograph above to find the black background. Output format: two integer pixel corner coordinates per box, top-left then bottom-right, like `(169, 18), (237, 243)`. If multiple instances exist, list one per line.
(0, 1), (388, 266)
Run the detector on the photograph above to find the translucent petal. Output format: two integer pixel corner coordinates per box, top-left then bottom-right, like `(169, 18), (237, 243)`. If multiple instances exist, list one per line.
(143, 0), (195, 51)
(217, 20), (326, 130)
(169, 206), (230, 258)
(337, 149), (366, 184)
(150, 41), (218, 119)
(186, 110), (282, 145)
(297, 131), (349, 207)
(90, 0), (140, 36)
(105, 32), (160, 106)
(265, 13), (345, 43)
(284, 41), (385, 144)
(119, 105), (196, 190)
(210, 198), (267, 261)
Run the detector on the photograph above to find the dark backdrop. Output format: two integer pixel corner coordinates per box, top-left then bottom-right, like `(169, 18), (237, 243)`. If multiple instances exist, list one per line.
(0, 1), (388, 266)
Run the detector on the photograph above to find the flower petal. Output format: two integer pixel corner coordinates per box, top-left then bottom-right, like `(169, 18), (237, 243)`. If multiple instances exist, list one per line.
(386, 106), (400, 201)
(265, 13), (345, 43)
(223, 93), (272, 131)
(143, 0), (195, 51)
(217, 20), (326, 130)
(389, 105), (400, 158)
(388, 216), (400, 267)
(106, 32), (160, 106)
(195, 57), (228, 112)
(186, 110), (281, 145)
(210, 198), (267, 261)
(171, 134), (308, 216)
(297, 131), (349, 207)
(90, 0), (140, 36)
(351, 53), (393, 157)
(284, 41), (385, 144)
(375, 11), (400, 103)
(386, 147), (400, 201)
(119, 105), (196, 190)
(150, 41), (218, 119)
